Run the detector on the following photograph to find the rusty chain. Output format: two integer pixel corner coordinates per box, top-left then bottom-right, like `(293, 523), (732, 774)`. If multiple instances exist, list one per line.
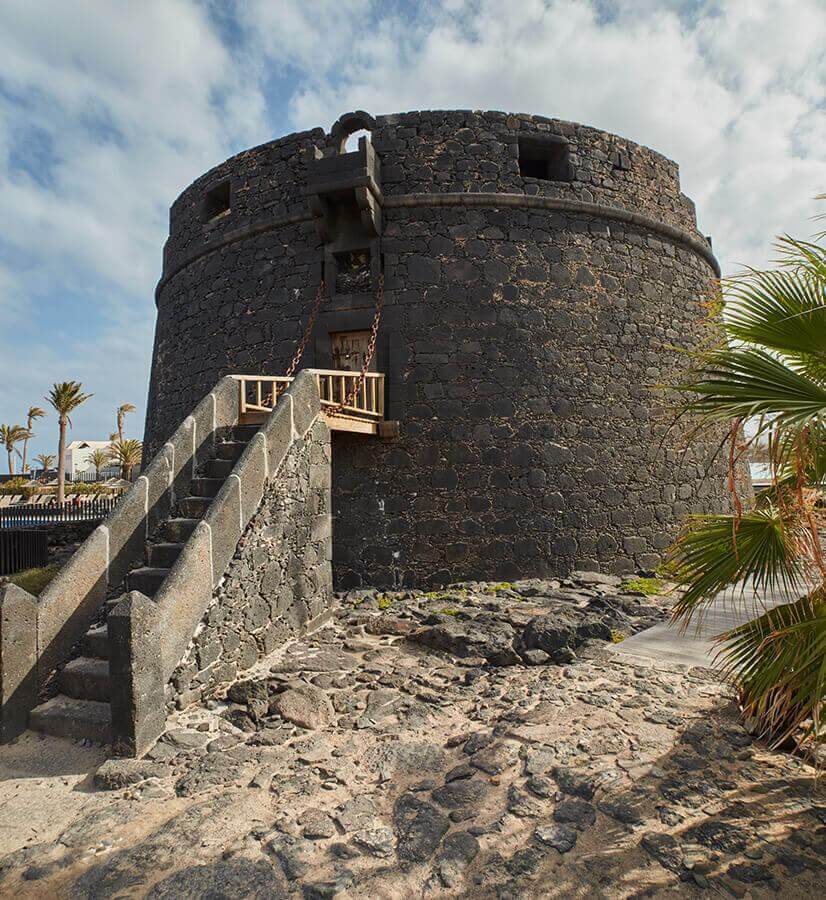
(281, 272), (384, 417)
(329, 272), (385, 415)
(284, 280), (326, 378)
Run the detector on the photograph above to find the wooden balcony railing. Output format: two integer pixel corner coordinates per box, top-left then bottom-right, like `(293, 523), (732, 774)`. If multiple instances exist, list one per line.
(234, 370), (387, 434)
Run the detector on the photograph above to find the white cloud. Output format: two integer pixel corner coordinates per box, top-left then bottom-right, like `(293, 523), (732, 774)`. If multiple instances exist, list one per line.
(264, 0), (824, 271)
(0, 0), (267, 457)
(1, 0), (823, 461)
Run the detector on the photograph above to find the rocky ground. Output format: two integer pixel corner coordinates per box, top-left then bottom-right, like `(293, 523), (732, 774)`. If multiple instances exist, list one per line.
(0, 573), (822, 898)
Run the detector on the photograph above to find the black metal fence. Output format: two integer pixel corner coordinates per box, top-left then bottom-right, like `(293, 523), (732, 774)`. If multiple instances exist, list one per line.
(0, 497), (122, 529)
(0, 529), (48, 575)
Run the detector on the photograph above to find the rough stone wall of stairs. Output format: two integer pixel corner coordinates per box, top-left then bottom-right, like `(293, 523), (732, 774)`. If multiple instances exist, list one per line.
(170, 419), (332, 707)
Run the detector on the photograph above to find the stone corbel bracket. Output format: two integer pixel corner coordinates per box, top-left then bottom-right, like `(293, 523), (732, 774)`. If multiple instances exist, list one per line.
(305, 126), (383, 247)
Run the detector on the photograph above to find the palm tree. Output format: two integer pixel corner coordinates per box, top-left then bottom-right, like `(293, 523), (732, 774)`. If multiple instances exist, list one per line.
(667, 216), (826, 751)
(47, 382), (93, 504)
(108, 439), (142, 481)
(89, 448), (109, 481)
(35, 453), (55, 479)
(21, 406), (45, 474)
(116, 403), (136, 443)
(0, 424), (30, 476)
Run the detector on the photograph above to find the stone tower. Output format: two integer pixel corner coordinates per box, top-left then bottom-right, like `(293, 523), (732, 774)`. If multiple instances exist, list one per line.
(145, 109), (730, 588)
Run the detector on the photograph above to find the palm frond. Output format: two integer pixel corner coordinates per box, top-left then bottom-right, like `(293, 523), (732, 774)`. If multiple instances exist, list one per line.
(716, 594), (826, 746)
(46, 381), (93, 417)
(107, 439), (143, 466)
(667, 509), (808, 620)
(724, 267), (826, 361)
(768, 422), (826, 491)
(774, 232), (826, 281)
(676, 347), (826, 429)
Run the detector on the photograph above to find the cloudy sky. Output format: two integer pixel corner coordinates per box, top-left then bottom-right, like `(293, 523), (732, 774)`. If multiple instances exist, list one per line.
(0, 0), (823, 465)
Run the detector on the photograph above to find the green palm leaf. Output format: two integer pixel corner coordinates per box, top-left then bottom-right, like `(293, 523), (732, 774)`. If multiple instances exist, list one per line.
(678, 347), (826, 428)
(775, 230), (826, 281)
(717, 595), (826, 746)
(667, 509), (808, 620)
(725, 268), (826, 361)
(670, 209), (825, 748)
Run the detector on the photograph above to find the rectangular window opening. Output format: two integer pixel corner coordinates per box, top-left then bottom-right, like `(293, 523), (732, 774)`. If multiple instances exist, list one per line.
(335, 248), (371, 294)
(202, 180), (231, 222)
(518, 137), (572, 182)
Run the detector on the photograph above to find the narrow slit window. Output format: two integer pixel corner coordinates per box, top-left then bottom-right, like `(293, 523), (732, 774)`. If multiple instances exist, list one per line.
(518, 137), (572, 182)
(202, 180), (231, 222)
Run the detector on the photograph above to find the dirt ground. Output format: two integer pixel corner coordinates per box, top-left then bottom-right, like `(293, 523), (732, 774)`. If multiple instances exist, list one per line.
(0, 579), (822, 898)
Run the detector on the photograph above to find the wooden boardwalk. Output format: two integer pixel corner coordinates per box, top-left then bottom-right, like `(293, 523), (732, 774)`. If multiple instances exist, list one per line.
(611, 585), (789, 669)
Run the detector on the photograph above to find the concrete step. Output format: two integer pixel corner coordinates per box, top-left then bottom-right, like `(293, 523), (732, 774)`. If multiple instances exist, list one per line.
(161, 517), (199, 543)
(29, 695), (111, 744)
(232, 424), (259, 443)
(57, 657), (111, 702)
(205, 457), (234, 478)
(189, 477), (224, 498)
(216, 441), (246, 461)
(127, 566), (170, 597)
(83, 624), (109, 659)
(147, 542), (184, 568)
(178, 496), (211, 518)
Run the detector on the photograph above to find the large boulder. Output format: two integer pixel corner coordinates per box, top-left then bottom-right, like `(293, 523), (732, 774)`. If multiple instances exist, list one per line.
(575, 615), (613, 642)
(271, 683), (334, 729)
(409, 615), (519, 665)
(393, 794), (450, 862)
(94, 758), (165, 791)
(519, 612), (578, 656)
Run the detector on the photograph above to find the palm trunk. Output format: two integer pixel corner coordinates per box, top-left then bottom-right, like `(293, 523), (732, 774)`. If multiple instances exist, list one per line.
(57, 418), (67, 504)
(21, 436), (28, 475)
(6, 449), (13, 476)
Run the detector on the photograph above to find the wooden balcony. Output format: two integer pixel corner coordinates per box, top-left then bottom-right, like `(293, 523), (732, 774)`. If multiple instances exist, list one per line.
(234, 371), (394, 436)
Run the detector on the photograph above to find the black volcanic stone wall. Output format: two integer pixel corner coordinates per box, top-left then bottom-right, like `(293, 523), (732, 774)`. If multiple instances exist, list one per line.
(169, 420), (331, 706)
(146, 109), (734, 589)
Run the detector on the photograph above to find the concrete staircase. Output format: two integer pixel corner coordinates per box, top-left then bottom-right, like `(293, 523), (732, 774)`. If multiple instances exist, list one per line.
(28, 424), (259, 743)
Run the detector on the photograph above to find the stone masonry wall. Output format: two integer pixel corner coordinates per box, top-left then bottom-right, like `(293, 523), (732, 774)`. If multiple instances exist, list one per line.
(330, 206), (726, 587)
(145, 109), (735, 588)
(169, 419), (332, 707)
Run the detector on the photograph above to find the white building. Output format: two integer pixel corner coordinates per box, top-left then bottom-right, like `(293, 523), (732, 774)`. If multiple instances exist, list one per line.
(63, 440), (116, 478)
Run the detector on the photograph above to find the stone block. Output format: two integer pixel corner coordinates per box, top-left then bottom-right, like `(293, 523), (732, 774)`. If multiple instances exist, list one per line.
(107, 476), (149, 589)
(155, 522), (215, 680)
(109, 591), (166, 758)
(141, 443), (174, 534)
(191, 388), (218, 474)
(288, 370), (321, 436)
(261, 395), (293, 475)
(0, 584), (37, 742)
(235, 434), (267, 527)
(167, 414), (196, 505)
(37, 525), (108, 690)
(203, 477), (242, 588)
(212, 375), (241, 433)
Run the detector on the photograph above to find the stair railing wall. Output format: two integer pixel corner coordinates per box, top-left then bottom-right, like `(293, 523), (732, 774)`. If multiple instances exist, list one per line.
(0, 376), (239, 743)
(110, 370), (326, 756)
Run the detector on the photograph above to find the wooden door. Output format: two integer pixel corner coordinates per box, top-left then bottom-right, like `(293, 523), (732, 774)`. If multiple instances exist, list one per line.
(330, 330), (374, 372)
